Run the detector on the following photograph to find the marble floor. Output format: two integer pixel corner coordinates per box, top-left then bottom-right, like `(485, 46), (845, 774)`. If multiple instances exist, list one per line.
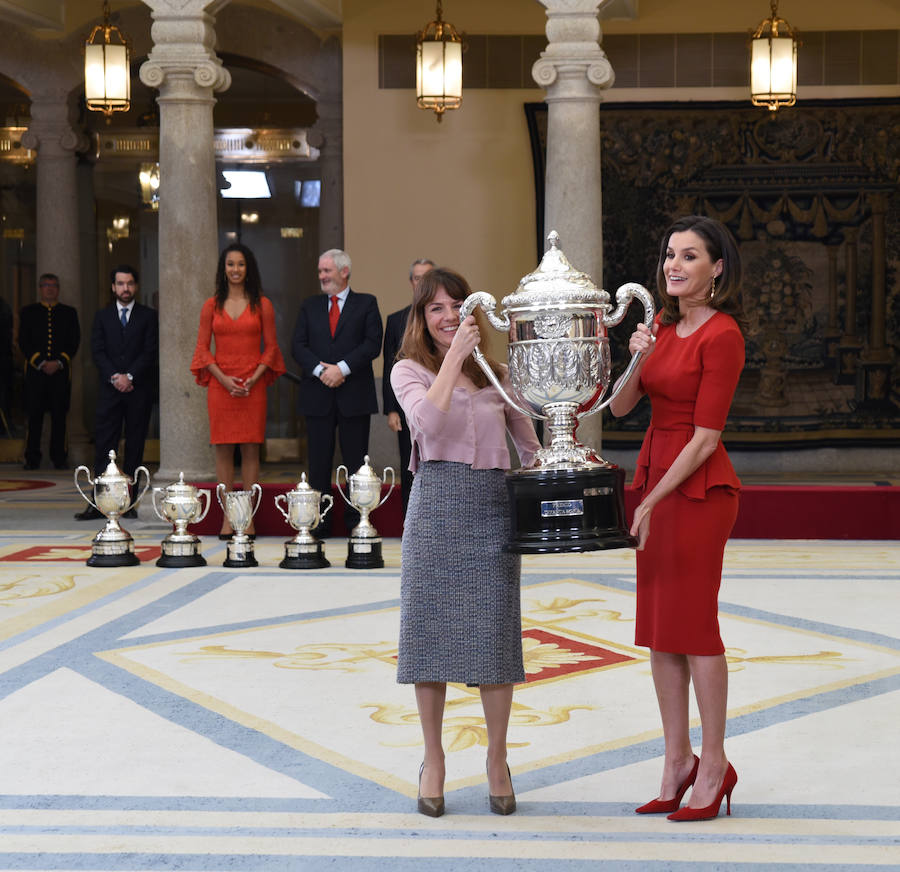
(0, 468), (898, 871)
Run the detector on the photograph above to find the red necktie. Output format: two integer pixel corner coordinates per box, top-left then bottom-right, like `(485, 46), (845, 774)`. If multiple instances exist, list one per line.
(329, 295), (340, 336)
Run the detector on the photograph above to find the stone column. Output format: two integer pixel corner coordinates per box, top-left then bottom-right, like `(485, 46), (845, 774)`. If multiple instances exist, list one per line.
(835, 227), (861, 385)
(21, 95), (89, 449)
(140, 0), (231, 480)
(856, 192), (893, 407)
(311, 97), (344, 252)
(533, 0), (614, 453)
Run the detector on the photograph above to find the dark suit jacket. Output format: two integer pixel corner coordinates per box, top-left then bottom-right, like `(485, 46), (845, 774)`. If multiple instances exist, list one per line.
(382, 304), (410, 419)
(91, 302), (159, 398)
(292, 289), (383, 417)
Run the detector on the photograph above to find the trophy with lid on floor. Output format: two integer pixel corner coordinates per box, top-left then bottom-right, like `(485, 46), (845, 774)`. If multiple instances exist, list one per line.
(459, 231), (655, 553)
(275, 473), (334, 569)
(74, 450), (151, 566)
(336, 456), (394, 569)
(152, 473), (211, 567)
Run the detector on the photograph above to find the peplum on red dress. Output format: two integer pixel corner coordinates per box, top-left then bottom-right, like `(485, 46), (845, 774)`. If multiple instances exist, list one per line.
(632, 311), (745, 655)
(190, 296), (286, 444)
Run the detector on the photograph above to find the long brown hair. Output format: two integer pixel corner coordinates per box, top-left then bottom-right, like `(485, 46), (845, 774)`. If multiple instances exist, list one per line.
(397, 267), (504, 388)
(214, 243), (263, 311)
(656, 215), (747, 333)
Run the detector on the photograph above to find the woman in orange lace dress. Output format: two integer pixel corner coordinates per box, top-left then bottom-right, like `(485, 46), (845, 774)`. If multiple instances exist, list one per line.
(190, 243), (285, 536)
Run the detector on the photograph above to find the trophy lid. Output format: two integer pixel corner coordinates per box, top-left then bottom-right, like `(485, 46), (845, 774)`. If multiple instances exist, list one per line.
(351, 455), (380, 484)
(96, 450), (128, 484)
(503, 231), (610, 309)
(292, 472), (316, 493)
(164, 472), (195, 496)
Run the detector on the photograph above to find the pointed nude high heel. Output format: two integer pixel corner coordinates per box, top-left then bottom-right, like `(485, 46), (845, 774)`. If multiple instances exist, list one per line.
(417, 762), (445, 818)
(667, 762), (737, 822)
(635, 754), (699, 814)
(488, 763), (516, 815)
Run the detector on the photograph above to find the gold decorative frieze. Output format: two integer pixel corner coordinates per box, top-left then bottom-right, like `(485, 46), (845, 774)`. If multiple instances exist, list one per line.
(0, 127), (34, 165)
(96, 127), (319, 163)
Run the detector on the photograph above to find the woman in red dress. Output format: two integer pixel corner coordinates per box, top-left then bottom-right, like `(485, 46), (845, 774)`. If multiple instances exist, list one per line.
(190, 243), (285, 537)
(610, 216), (746, 822)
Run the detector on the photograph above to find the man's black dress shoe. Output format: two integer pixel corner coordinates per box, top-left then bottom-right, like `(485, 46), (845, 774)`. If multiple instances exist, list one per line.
(23, 461), (39, 471)
(121, 508), (138, 520)
(53, 461), (69, 470)
(74, 505), (104, 521)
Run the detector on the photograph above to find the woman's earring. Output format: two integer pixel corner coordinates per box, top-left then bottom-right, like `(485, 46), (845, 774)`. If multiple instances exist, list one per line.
(709, 275), (717, 301)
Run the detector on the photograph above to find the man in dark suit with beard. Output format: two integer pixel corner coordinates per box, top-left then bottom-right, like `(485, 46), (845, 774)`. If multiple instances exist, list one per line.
(292, 248), (383, 536)
(382, 258), (433, 517)
(75, 265), (158, 520)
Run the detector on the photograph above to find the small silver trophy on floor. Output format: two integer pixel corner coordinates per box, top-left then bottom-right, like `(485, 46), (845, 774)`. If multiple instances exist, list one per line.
(274, 473), (334, 569)
(152, 473), (211, 567)
(74, 450), (150, 567)
(216, 483), (262, 568)
(336, 455), (394, 569)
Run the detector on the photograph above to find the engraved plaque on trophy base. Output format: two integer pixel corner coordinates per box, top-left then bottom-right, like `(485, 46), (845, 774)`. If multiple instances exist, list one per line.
(280, 539), (330, 570)
(345, 535), (384, 569)
(223, 536), (258, 568)
(87, 527), (141, 567)
(157, 538), (207, 568)
(505, 466), (636, 553)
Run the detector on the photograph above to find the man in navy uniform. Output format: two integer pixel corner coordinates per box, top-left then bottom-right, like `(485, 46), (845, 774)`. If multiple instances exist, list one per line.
(18, 274), (80, 470)
(382, 258), (433, 516)
(75, 265), (158, 521)
(292, 248), (382, 536)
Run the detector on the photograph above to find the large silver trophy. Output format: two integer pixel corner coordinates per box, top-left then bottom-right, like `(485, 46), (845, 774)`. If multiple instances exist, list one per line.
(336, 455), (395, 569)
(460, 231), (655, 552)
(274, 473), (334, 569)
(216, 483), (262, 568)
(74, 450), (151, 566)
(152, 473), (211, 567)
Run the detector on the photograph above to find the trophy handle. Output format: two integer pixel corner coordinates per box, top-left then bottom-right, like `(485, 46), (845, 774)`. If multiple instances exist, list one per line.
(195, 488), (212, 523)
(335, 465), (353, 508)
(216, 482), (227, 511)
(151, 487), (167, 523)
(249, 482), (263, 517)
(319, 493), (334, 520)
(376, 467), (396, 510)
(128, 466), (151, 513)
(73, 466), (100, 513)
(581, 282), (656, 417)
(274, 492), (290, 522)
(459, 292), (546, 422)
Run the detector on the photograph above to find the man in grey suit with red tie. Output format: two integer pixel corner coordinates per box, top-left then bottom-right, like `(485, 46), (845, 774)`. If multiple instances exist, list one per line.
(292, 248), (383, 535)
(75, 265), (158, 521)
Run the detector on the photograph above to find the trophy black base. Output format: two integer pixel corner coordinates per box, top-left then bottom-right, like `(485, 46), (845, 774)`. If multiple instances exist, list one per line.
(345, 538), (384, 569)
(280, 540), (330, 570)
(156, 553), (207, 568)
(506, 465), (637, 554)
(87, 550), (140, 567)
(223, 539), (258, 568)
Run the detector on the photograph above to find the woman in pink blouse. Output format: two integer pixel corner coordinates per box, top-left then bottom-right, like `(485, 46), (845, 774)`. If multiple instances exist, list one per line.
(390, 267), (540, 818)
(190, 243), (285, 537)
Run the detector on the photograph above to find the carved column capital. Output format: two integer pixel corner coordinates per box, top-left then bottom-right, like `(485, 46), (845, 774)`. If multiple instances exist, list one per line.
(532, 0), (614, 101)
(21, 97), (89, 155)
(139, 5), (231, 101)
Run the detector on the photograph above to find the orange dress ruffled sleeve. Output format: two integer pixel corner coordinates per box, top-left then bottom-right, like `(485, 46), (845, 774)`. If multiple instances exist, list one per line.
(258, 296), (286, 385)
(189, 297), (217, 387)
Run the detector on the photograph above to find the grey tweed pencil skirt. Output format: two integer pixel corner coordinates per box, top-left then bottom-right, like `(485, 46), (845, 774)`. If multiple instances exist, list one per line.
(397, 460), (525, 685)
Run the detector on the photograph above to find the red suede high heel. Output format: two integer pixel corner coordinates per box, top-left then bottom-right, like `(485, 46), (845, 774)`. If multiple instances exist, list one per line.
(634, 754), (699, 814)
(667, 762), (737, 822)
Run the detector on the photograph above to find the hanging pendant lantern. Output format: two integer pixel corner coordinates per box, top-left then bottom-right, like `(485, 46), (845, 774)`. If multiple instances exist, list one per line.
(84, 0), (131, 120)
(750, 0), (800, 112)
(416, 1), (463, 122)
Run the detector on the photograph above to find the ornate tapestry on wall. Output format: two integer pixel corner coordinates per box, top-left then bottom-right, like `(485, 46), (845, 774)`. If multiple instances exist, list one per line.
(525, 99), (899, 449)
